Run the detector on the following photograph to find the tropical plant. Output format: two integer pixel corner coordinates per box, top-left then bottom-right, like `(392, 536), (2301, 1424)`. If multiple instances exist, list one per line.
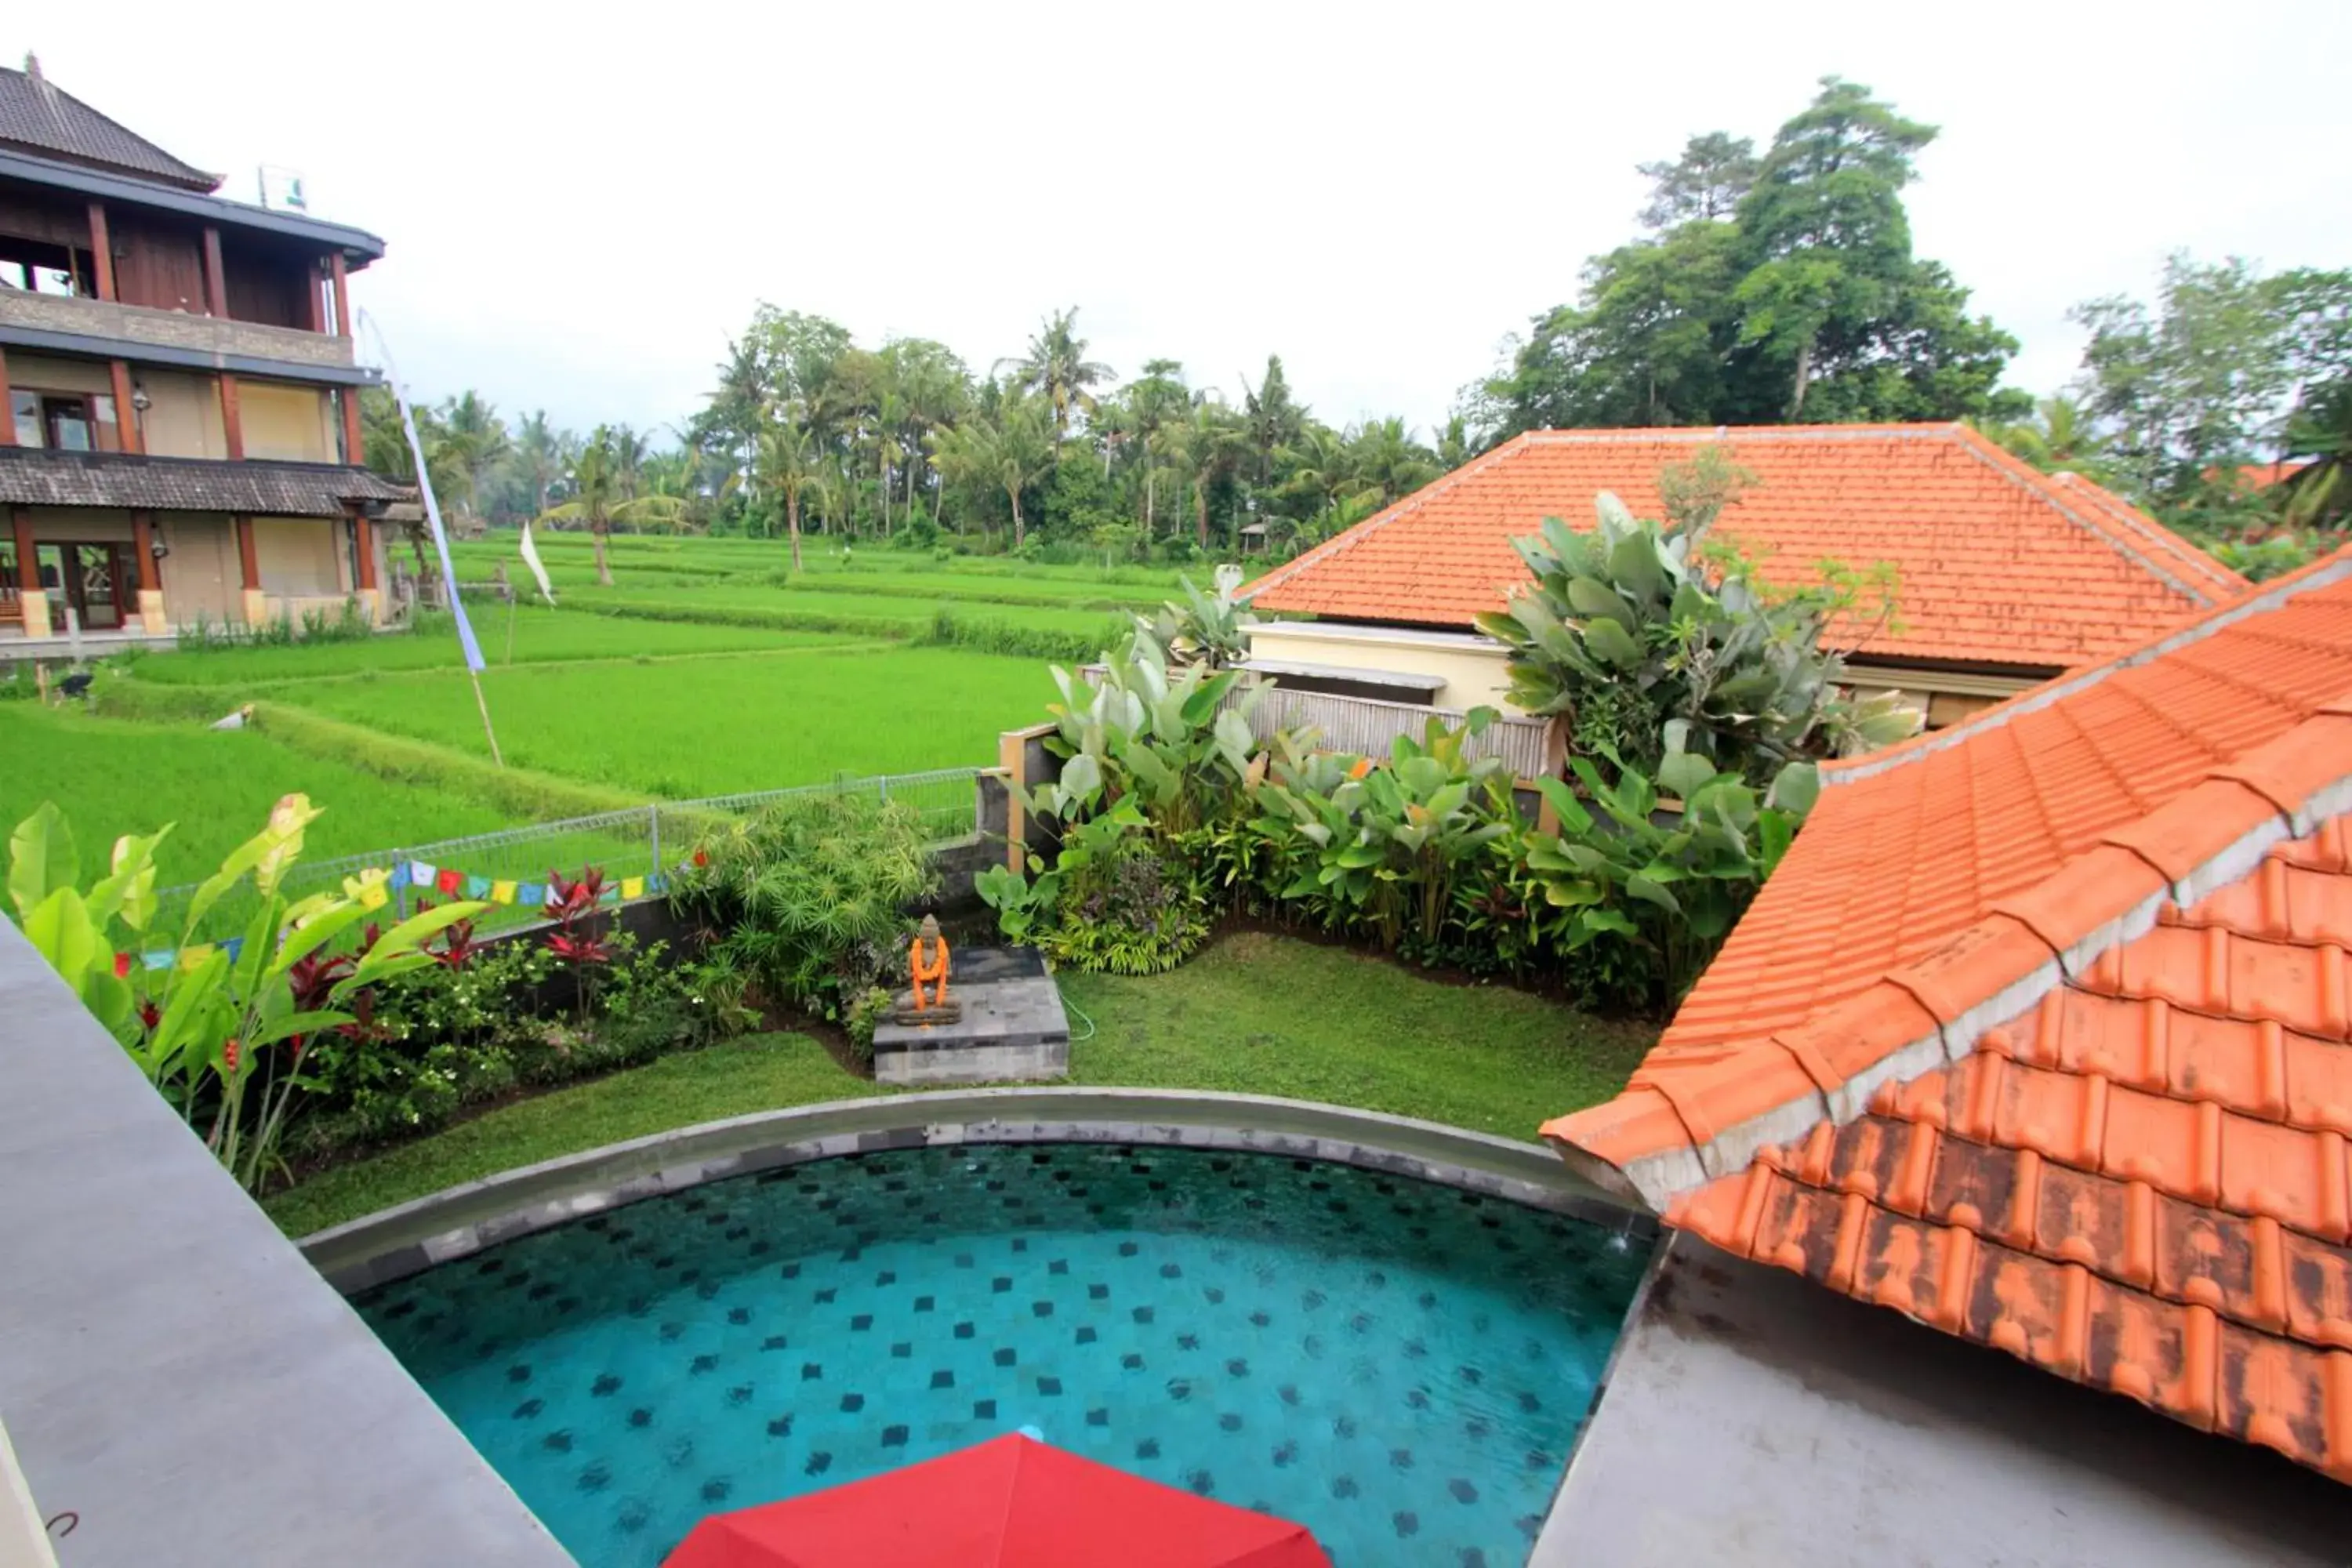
(1475, 490), (1919, 785)
(1006, 307), (1114, 456)
(757, 408), (821, 572)
(1136, 575), (1257, 670)
(1033, 636), (1261, 837)
(927, 398), (1054, 548)
(1252, 712), (1519, 954)
(542, 866), (613, 1023)
(1524, 743), (1813, 1009)
(669, 793), (938, 1021)
(2280, 376), (2352, 529)
(539, 426), (688, 585)
(9, 797), (481, 1192)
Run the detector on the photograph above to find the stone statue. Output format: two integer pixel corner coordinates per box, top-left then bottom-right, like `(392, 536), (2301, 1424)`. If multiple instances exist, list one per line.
(892, 915), (961, 1025)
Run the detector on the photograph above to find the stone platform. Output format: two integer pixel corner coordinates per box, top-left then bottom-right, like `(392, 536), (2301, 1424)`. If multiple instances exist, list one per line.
(872, 946), (1070, 1086)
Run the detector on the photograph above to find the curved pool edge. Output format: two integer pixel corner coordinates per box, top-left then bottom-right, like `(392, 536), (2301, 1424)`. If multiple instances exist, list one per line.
(299, 1087), (1653, 1296)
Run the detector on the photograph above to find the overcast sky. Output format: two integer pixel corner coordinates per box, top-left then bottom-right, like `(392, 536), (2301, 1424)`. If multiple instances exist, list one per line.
(20, 1), (2350, 441)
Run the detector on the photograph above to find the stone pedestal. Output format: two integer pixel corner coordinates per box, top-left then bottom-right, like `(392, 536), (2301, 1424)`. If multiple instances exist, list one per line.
(137, 589), (168, 635)
(241, 587), (270, 630)
(17, 589), (49, 641)
(873, 946), (1070, 1086)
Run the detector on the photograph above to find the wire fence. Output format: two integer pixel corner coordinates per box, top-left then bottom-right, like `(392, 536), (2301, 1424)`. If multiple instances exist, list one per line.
(147, 767), (983, 949)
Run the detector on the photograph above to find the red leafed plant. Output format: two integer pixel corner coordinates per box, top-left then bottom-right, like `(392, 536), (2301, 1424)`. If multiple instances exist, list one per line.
(543, 866), (613, 1021)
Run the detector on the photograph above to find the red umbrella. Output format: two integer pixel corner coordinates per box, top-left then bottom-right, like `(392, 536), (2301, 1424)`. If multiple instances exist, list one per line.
(663, 1433), (1332, 1568)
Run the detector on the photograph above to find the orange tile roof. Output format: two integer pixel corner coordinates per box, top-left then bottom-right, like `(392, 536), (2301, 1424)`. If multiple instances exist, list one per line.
(1544, 546), (2352, 1479)
(1243, 424), (2247, 671)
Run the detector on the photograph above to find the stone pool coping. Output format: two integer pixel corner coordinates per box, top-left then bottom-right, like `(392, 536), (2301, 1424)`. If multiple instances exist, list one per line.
(300, 1087), (1653, 1294)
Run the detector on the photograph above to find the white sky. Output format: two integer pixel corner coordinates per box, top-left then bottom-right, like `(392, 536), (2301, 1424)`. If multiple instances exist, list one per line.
(18, 0), (2350, 441)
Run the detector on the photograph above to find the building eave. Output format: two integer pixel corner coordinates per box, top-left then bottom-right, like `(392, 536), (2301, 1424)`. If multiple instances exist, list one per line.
(0, 149), (386, 263)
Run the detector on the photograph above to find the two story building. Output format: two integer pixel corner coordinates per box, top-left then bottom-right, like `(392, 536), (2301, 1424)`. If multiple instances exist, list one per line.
(0, 56), (402, 651)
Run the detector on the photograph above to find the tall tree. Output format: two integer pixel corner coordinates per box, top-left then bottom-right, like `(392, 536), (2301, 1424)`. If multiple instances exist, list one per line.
(1468, 78), (2019, 445)
(511, 409), (567, 517)
(1163, 398), (1247, 550)
(1240, 356), (1306, 485)
(539, 426), (684, 586)
(1006, 307), (1112, 456)
(1636, 132), (1757, 228)
(434, 390), (510, 518)
(757, 408), (820, 572)
(928, 396), (1054, 547)
(2071, 254), (2352, 506)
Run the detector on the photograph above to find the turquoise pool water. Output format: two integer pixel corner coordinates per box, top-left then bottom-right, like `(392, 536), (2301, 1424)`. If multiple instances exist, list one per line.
(358, 1145), (1649, 1567)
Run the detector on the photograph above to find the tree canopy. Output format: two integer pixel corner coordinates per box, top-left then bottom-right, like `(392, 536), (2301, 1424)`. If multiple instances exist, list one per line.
(1469, 77), (2023, 441)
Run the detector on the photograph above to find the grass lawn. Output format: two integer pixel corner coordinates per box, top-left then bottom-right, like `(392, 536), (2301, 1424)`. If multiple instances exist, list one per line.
(259, 932), (1655, 1237)
(0, 701), (519, 885)
(131, 608), (848, 687)
(282, 645), (1057, 794)
(583, 581), (1132, 636)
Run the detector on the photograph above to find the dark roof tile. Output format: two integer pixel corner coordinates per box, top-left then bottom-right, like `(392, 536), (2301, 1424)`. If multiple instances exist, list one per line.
(0, 63), (216, 191)
(0, 447), (403, 516)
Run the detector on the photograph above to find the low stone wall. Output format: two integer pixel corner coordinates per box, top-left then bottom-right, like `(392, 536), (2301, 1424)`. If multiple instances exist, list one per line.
(300, 1087), (1649, 1294)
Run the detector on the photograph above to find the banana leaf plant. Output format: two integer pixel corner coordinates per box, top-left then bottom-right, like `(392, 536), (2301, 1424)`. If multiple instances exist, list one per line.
(1473, 492), (1919, 786)
(1524, 744), (1813, 1007)
(1037, 635), (1261, 836)
(1254, 710), (1519, 953)
(9, 797), (482, 1194)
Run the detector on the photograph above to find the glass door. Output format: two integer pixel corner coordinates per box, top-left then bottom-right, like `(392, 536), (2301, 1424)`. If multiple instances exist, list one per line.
(73, 543), (125, 629)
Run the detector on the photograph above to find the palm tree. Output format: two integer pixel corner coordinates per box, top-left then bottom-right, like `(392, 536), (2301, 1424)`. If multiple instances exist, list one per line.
(1163, 398), (1247, 550)
(1345, 417), (1440, 507)
(871, 390), (907, 537)
(539, 426), (684, 586)
(1984, 396), (2112, 483)
(434, 390), (510, 520)
(929, 397), (1054, 547)
(1004, 307), (1112, 458)
(1127, 359), (1189, 536)
(512, 410), (566, 517)
(608, 423), (651, 501)
(1240, 355), (1305, 485)
(2281, 378), (2352, 529)
(757, 408), (820, 573)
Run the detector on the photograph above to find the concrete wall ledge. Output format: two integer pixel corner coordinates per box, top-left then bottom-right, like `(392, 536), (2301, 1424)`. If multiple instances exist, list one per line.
(302, 1087), (1650, 1294)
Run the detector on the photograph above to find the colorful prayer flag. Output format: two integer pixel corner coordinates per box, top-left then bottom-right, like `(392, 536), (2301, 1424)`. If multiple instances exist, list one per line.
(178, 943), (217, 972)
(222, 937), (245, 962)
(466, 875), (492, 898)
(619, 877), (644, 900)
(409, 860), (437, 888)
(435, 867), (463, 896)
(359, 881), (390, 911)
(520, 883), (546, 907)
(648, 873), (667, 894)
(141, 950), (172, 971)
(492, 880), (518, 905)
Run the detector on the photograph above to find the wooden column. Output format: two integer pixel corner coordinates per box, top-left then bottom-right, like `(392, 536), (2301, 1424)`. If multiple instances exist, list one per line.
(352, 506), (377, 590)
(218, 372), (244, 460)
(339, 387), (362, 466)
(131, 510), (157, 592)
(0, 345), (13, 447)
(307, 260), (326, 334)
(329, 251), (351, 337)
(109, 360), (140, 454)
(234, 514), (260, 591)
(10, 506), (35, 593)
(87, 201), (116, 301)
(202, 224), (229, 318)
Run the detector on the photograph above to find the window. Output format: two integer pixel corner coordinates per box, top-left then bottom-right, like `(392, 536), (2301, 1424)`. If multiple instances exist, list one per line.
(9, 389), (121, 452)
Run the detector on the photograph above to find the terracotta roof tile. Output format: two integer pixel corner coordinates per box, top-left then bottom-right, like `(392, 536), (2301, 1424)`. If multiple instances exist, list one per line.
(1544, 546), (2352, 1479)
(1243, 424), (2247, 670)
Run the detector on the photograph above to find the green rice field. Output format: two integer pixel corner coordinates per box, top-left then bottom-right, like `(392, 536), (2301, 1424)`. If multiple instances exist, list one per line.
(283, 644), (1054, 797)
(4, 543), (1158, 897)
(0, 702), (515, 886)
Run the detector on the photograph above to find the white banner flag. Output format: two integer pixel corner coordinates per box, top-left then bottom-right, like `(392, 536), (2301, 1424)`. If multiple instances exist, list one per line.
(519, 522), (557, 606)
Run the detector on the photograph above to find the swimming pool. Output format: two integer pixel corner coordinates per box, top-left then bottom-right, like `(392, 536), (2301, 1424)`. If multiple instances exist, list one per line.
(358, 1143), (1650, 1567)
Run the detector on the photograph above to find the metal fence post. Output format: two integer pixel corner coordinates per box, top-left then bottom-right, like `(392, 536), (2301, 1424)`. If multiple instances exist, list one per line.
(648, 804), (662, 883)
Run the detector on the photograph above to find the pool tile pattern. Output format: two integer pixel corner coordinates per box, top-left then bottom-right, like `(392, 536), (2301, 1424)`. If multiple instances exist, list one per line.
(360, 1145), (1647, 1567)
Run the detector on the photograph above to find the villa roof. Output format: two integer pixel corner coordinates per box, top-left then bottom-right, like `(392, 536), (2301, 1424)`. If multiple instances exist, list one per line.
(1542, 544), (2352, 1480)
(0, 61), (217, 192)
(1242, 424), (2246, 672)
